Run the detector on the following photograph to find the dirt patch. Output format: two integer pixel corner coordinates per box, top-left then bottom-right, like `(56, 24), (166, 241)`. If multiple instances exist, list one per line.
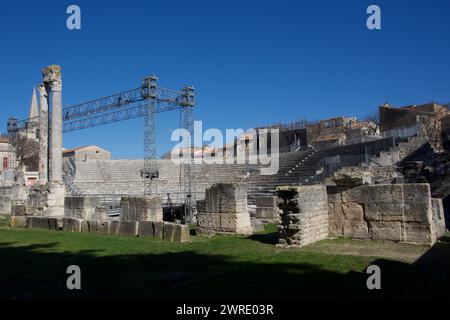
(303, 238), (431, 263)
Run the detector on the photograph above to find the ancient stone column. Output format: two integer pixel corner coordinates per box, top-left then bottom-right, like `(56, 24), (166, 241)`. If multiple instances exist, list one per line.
(43, 65), (63, 184)
(42, 65), (65, 217)
(38, 83), (49, 184)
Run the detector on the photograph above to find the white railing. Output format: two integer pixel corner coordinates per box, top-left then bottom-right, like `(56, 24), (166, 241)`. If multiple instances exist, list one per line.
(382, 123), (422, 139)
(289, 140), (302, 152)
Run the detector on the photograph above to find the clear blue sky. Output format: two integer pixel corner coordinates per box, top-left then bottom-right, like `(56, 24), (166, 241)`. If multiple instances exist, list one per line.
(1, 0), (449, 158)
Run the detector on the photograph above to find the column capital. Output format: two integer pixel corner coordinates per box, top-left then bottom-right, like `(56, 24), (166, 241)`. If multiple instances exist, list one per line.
(49, 79), (62, 92)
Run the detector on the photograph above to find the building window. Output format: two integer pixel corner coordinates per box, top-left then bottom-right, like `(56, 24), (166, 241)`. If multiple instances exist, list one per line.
(3, 157), (8, 169)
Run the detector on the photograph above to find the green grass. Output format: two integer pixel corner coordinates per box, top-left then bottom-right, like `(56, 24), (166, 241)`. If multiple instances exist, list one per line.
(0, 222), (449, 300)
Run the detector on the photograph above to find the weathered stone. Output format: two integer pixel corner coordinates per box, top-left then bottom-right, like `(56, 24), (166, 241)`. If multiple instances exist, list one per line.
(327, 183), (440, 245)
(342, 202), (364, 221)
(205, 183), (248, 214)
(0, 195), (11, 214)
(197, 183), (252, 235)
(431, 198), (446, 238)
(80, 220), (90, 233)
(62, 218), (82, 232)
(138, 221), (154, 238)
(403, 223), (432, 244)
(11, 216), (27, 228)
(369, 221), (403, 241)
(117, 221), (138, 237)
(65, 197), (101, 220)
(108, 221), (119, 235)
(96, 221), (109, 235)
(163, 222), (176, 242)
(255, 196), (280, 221)
(332, 169), (371, 186)
(27, 217), (58, 230)
(173, 224), (190, 243)
(277, 185), (329, 247)
(11, 204), (27, 217)
(120, 196), (163, 222)
(153, 222), (164, 239)
(343, 221), (370, 239)
(251, 218), (265, 233)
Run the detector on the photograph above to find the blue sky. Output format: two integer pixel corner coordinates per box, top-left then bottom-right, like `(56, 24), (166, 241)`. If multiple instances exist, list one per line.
(1, 0), (449, 158)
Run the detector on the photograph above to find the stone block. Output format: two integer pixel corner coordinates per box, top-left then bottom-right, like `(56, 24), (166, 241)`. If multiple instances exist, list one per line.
(431, 198), (446, 238)
(205, 183), (248, 213)
(108, 221), (119, 235)
(342, 202), (364, 221)
(153, 222), (164, 239)
(81, 220), (90, 233)
(196, 200), (206, 214)
(120, 196), (163, 222)
(255, 196), (278, 208)
(27, 217), (55, 230)
(163, 222), (176, 242)
(403, 222), (434, 245)
(332, 170), (371, 186)
(96, 221), (109, 235)
(369, 221), (403, 242)
(65, 197), (101, 220)
(251, 218), (265, 233)
(11, 204), (28, 217)
(173, 224), (190, 243)
(0, 195), (12, 214)
(62, 218), (82, 232)
(342, 221), (370, 239)
(277, 185), (329, 247)
(11, 216), (26, 228)
(138, 221), (154, 238)
(117, 221), (138, 237)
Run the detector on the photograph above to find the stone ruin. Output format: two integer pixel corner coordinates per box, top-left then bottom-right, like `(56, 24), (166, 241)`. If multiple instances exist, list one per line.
(10, 194), (189, 243)
(197, 183), (253, 235)
(254, 196), (282, 223)
(276, 167), (446, 247)
(277, 185), (329, 247)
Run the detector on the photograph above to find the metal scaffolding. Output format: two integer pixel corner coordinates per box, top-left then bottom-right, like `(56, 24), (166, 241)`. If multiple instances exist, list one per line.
(8, 75), (197, 221)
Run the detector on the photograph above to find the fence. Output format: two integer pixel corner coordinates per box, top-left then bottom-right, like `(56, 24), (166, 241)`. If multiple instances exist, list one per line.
(382, 123), (422, 139)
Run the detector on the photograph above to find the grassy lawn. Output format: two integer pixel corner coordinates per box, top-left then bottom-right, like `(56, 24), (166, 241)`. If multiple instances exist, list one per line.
(0, 218), (448, 300)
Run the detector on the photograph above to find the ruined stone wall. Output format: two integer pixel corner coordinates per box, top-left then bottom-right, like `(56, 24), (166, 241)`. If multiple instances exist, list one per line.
(197, 183), (253, 235)
(65, 196), (108, 221)
(120, 196), (163, 222)
(379, 106), (417, 132)
(327, 183), (444, 245)
(277, 185), (329, 247)
(255, 196), (281, 222)
(17, 216), (189, 242)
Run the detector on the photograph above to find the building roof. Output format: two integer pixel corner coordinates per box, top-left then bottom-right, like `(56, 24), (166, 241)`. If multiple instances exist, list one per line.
(63, 145), (109, 154)
(315, 133), (346, 142)
(0, 136), (9, 144)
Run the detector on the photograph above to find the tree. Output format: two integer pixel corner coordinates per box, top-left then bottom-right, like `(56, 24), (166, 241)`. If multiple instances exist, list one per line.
(8, 134), (39, 171)
(364, 109), (380, 125)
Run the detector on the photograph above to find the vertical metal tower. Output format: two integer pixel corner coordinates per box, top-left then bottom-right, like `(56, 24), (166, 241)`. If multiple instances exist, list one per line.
(181, 86), (196, 222)
(141, 76), (158, 196)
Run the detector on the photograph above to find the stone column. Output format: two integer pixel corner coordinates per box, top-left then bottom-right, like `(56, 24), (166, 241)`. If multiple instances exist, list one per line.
(38, 83), (49, 184)
(50, 79), (62, 183)
(43, 65), (63, 184)
(42, 65), (65, 217)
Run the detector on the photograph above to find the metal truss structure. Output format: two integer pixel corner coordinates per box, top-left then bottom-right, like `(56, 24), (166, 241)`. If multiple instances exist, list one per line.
(8, 75), (196, 221)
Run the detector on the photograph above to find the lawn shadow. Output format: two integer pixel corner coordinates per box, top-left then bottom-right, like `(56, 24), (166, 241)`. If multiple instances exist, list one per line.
(0, 237), (449, 300)
(247, 232), (279, 245)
